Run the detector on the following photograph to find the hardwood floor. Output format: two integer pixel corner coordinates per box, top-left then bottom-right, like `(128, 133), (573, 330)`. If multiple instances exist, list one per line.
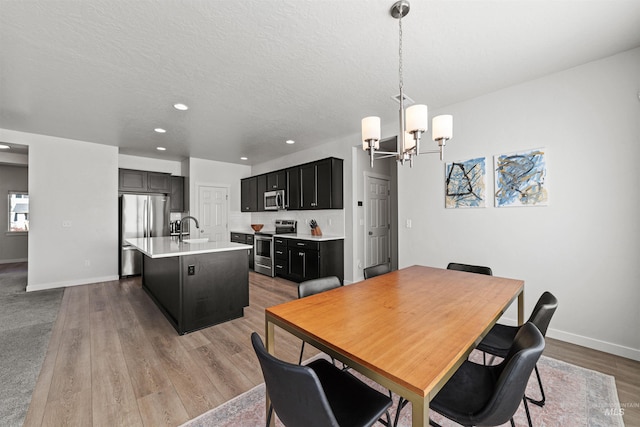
(24, 271), (639, 426)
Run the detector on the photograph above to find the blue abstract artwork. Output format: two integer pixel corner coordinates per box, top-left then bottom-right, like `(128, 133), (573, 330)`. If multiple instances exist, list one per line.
(445, 157), (487, 208)
(494, 148), (548, 207)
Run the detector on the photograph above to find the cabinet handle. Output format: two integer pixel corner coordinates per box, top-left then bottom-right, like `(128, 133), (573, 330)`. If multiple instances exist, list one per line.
(298, 252), (305, 256)
(276, 250), (283, 255)
(297, 243), (305, 246)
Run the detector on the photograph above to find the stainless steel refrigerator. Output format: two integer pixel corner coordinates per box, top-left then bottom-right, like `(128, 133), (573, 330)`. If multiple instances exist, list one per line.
(119, 194), (170, 277)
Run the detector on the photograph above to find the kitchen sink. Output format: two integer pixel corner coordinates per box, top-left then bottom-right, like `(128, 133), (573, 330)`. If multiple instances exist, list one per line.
(182, 238), (209, 243)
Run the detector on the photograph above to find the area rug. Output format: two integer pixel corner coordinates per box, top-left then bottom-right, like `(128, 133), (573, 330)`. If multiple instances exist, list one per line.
(181, 353), (624, 427)
(0, 263), (63, 427)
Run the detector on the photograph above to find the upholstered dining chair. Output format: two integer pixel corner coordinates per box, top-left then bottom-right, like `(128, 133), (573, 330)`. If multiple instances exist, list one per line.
(476, 291), (558, 407)
(394, 323), (545, 427)
(251, 332), (392, 427)
(363, 263), (391, 279)
(446, 262), (493, 276)
(297, 276), (342, 364)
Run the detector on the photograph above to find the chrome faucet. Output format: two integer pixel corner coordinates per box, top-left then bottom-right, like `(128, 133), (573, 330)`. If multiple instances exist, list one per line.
(178, 216), (200, 241)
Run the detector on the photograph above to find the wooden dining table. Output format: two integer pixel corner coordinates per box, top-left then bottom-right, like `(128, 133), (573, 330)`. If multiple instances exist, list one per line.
(265, 265), (524, 427)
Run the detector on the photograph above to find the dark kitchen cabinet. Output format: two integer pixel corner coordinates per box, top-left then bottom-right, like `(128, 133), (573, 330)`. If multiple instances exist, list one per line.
(286, 167), (300, 210)
(119, 169), (171, 193)
(119, 169), (147, 191)
(170, 176), (185, 212)
(274, 237), (288, 276)
(267, 170), (286, 190)
(276, 237), (344, 283)
(230, 232), (254, 270)
(257, 174), (267, 211)
(148, 172), (171, 193)
(241, 177), (258, 212)
(299, 158), (343, 210)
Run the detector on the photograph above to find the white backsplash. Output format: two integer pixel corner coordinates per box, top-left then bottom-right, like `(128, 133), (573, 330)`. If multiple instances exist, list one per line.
(231, 210), (345, 237)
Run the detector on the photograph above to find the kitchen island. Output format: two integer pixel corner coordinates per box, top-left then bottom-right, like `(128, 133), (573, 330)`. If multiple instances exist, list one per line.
(126, 237), (253, 335)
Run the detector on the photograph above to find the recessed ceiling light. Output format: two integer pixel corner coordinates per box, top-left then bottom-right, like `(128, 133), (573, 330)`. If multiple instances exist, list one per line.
(286, 139), (295, 145)
(0, 144), (10, 150)
(154, 128), (167, 133)
(173, 103), (189, 111)
(157, 147), (167, 151)
(240, 157), (248, 161)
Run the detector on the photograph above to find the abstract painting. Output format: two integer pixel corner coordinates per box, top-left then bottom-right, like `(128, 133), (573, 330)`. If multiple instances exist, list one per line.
(445, 157), (487, 208)
(494, 148), (548, 207)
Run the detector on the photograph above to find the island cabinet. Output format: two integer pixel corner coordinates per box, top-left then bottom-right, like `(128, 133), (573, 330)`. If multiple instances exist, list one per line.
(142, 249), (249, 334)
(127, 236), (252, 335)
(275, 237), (344, 283)
(241, 176), (258, 212)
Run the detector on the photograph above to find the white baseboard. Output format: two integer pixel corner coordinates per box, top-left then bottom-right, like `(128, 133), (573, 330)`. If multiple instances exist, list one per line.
(26, 275), (120, 292)
(499, 316), (640, 362)
(0, 258), (27, 264)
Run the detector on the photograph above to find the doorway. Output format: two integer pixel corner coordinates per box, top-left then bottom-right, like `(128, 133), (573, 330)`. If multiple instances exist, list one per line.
(364, 175), (391, 268)
(197, 185), (229, 242)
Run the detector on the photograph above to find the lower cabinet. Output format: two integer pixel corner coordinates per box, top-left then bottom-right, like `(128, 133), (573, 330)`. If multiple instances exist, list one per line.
(275, 238), (344, 283)
(230, 232), (254, 270)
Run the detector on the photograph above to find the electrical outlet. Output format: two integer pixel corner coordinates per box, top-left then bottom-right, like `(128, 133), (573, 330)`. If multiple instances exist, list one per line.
(84, 259), (90, 267)
(406, 219), (412, 228)
(62, 220), (72, 228)
(188, 265), (195, 275)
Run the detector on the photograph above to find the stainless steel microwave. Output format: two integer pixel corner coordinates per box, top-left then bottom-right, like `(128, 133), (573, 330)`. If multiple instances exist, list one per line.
(264, 190), (285, 210)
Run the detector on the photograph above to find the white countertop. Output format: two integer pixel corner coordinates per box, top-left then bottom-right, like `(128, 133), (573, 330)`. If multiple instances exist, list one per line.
(273, 233), (344, 242)
(126, 237), (253, 259)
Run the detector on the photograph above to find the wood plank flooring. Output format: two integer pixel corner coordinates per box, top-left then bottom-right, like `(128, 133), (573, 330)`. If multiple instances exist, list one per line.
(23, 270), (640, 426)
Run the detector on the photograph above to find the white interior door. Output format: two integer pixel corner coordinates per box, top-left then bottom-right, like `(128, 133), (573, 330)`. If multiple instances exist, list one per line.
(198, 185), (229, 242)
(365, 176), (390, 267)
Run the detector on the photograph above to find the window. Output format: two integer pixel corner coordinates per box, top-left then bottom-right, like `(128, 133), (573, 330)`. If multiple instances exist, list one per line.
(8, 192), (29, 232)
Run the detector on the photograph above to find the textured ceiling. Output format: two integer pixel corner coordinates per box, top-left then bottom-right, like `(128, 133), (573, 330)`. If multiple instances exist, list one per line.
(1, 0), (639, 165)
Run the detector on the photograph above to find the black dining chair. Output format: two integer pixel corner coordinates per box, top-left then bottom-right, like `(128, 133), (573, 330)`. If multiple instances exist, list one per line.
(476, 291), (558, 407)
(446, 262), (493, 276)
(298, 276), (342, 364)
(364, 263), (391, 279)
(394, 323), (545, 427)
(251, 332), (392, 427)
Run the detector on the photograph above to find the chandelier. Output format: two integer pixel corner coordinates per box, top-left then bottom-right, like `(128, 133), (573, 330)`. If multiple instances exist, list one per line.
(361, 0), (453, 168)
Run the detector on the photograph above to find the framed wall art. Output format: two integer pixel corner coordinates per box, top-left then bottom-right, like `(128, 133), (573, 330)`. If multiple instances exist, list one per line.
(445, 157), (487, 208)
(494, 148), (548, 207)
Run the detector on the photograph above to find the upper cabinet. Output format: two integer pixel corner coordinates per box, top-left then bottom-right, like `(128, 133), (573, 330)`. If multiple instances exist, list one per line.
(298, 158), (343, 210)
(170, 176), (185, 212)
(266, 170), (286, 191)
(241, 176), (258, 212)
(119, 169), (171, 194)
(257, 174), (267, 211)
(240, 157), (343, 212)
(286, 167), (300, 210)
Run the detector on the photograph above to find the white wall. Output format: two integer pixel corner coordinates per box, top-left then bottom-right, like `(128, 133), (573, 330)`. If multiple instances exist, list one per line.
(0, 129), (119, 291)
(397, 48), (640, 360)
(118, 153), (184, 175)
(0, 164), (28, 263)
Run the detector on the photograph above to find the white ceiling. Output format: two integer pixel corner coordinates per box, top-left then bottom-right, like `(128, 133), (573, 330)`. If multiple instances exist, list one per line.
(1, 0), (639, 165)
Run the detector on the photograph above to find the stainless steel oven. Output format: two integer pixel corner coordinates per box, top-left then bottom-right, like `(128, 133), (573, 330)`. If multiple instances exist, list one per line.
(254, 219), (296, 277)
(254, 234), (274, 276)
